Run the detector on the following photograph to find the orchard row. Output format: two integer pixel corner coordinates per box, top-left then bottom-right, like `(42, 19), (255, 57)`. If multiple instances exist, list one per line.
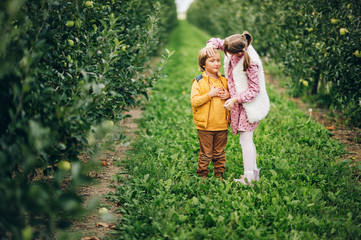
(0, 0), (176, 238)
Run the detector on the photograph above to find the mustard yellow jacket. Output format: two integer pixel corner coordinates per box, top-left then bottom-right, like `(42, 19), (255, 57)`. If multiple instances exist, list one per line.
(191, 72), (230, 130)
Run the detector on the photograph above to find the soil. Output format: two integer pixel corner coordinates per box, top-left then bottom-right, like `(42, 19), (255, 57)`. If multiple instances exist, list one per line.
(66, 108), (142, 240)
(65, 56), (160, 240)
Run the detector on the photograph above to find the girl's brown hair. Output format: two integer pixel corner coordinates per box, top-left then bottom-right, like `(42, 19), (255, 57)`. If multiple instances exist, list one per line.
(223, 31), (252, 71)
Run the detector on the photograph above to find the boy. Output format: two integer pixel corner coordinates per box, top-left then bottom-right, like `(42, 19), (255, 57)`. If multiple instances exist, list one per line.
(191, 47), (230, 178)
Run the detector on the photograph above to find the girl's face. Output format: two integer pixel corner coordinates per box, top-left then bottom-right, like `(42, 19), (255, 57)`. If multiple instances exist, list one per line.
(229, 52), (244, 57)
(203, 52), (221, 76)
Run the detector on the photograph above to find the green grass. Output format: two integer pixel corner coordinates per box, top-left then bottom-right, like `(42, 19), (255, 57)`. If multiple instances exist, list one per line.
(107, 21), (361, 239)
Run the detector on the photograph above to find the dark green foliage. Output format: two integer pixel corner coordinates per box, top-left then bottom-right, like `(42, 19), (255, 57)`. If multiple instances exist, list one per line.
(0, 0), (176, 238)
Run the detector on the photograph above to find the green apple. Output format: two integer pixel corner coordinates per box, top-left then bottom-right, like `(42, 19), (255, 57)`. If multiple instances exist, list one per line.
(85, 1), (94, 8)
(65, 21), (74, 27)
(99, 207), (108, 214)
(58, 160), (71, 171)
(300, 79), (308, 87)
(67, 39), (74, 46)
(354, 50), (361, 58)
(66, 55), (73, 63)
(330, 18), (338, 24)
(339, 28), (348, 35)
(22, 226), (33, 240)
(104, 120), (114, 128)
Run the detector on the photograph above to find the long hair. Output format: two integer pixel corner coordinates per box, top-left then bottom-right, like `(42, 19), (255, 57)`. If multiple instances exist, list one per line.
(223, 31), (252, 72)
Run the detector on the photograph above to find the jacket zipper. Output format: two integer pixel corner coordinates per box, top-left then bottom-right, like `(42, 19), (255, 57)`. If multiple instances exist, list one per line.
(206, 98), (211, 129)
(205, 77), (212, 129)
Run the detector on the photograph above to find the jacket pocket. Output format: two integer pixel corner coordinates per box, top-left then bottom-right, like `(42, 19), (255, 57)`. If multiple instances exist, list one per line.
(193, 107), (207, 124)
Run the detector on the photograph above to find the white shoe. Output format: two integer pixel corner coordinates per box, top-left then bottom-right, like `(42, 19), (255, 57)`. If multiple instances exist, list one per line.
(234, 169), (260, 186)
(234, 175), (254, 186)
(234, 176), (247, 184)
(253, 169), (261, 181)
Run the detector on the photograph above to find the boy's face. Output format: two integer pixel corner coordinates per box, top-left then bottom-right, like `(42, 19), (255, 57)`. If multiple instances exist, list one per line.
(203, 52), (221, 76)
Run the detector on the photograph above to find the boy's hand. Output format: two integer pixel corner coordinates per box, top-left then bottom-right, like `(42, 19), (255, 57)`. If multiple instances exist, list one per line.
(208, 85), (220, 98)
(223, 97), (238, 110)
(218, 87), (230, 100)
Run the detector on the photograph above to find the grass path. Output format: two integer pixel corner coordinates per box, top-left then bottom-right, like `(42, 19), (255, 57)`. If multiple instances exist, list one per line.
(108, 21), (361, 239)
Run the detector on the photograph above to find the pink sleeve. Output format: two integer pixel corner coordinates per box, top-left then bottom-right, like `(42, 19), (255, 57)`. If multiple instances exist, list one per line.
(237, 63), (260, 103)
(207, 38), (224, 51)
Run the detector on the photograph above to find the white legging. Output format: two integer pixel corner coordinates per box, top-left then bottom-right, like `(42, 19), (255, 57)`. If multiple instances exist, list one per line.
(239, 131), (257, 176)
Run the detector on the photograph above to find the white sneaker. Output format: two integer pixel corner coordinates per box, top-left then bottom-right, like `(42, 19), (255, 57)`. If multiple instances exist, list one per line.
(234, 176), (247, 184)
(253, 169), (261, 181)
(234, 175), (254, 186)
(234, 169), (260, 186)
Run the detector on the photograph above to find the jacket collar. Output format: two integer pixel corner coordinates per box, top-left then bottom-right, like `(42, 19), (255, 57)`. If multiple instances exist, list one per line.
(202, 71), (222, 80)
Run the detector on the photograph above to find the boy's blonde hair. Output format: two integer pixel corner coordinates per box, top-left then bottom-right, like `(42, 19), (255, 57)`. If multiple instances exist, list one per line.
(198, 47), (219, 72)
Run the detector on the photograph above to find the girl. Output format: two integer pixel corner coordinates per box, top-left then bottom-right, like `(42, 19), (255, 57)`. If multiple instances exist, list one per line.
(205, 32), (270, 185)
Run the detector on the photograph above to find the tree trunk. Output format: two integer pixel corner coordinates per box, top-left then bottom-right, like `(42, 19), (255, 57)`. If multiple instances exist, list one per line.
(312, 68), (320, 95)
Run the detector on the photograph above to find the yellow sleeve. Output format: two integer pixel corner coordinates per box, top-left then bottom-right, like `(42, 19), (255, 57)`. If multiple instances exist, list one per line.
(190, 79), (211, 108)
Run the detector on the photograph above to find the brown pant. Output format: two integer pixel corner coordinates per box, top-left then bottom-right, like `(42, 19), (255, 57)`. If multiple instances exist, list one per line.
(196, 130), (227, 177)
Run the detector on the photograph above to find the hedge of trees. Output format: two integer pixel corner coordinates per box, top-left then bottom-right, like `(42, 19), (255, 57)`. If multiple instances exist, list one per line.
(0, 0), (176, 238)
(187, 0), (361, 126)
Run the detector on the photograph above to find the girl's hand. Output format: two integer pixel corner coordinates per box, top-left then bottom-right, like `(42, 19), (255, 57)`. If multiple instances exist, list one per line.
(205, 43), (217, 57)
(218, 87), (230, 100)
(223, 97), (238, 110)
